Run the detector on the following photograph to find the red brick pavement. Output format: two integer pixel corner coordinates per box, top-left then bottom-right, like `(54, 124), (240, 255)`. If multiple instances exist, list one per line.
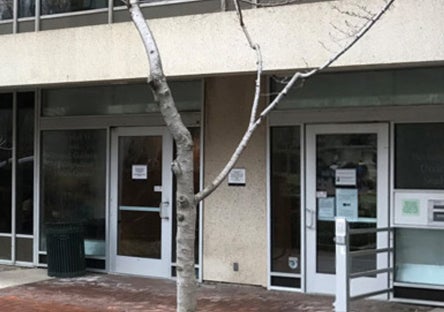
(0, 273), (435, 312)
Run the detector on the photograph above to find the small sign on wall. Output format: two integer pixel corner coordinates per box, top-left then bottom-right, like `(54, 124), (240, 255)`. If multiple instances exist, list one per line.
(402, 199), (420, 216)
(228, 168), (246, 186)
(132, 165), (148, 180)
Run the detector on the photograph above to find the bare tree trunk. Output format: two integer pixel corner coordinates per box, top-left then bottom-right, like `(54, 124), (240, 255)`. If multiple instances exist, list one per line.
(128, 1), (197, 311)
(127, 0), (395, 311)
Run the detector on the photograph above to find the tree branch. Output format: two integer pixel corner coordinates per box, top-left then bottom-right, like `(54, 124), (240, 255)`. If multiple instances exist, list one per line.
(195, 0), (395, 203)
(259, 0), (395, 118)
(194, 0), (263, 203)
(128, 2), (197, 312)
(239, 0), (304, 8)
(128, 0), (192, 146)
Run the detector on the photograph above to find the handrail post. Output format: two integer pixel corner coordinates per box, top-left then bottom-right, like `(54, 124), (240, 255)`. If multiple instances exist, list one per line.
(334, 217), (349, 312)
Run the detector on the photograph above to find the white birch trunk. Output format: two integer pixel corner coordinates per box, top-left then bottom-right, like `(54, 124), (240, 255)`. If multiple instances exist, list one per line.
(127, 0), (395, 311)
(128, 1), (197, 311)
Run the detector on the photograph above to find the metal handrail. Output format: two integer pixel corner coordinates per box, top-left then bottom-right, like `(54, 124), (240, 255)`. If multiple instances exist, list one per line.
(349, 226), (391, 235)
(350, 267), (393, 279)
(350, 247), (393, 258)
(334, 217), (393, 312)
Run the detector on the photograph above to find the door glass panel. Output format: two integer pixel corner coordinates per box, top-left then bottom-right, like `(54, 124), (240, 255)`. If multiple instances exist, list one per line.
(316, 133), (377, 274)
(118, 136), (162, 259)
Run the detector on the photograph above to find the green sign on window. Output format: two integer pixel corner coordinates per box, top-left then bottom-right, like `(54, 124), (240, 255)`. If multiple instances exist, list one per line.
(402, 199), (420, 216)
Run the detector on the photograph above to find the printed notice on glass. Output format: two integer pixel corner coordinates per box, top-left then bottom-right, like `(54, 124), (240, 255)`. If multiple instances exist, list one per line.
(335, 169), (356, 186)
(316, 191), (327, 198)
(336, 188), (358, 220)
(132, 165), (148, 180)
(318, 197), (335, 220)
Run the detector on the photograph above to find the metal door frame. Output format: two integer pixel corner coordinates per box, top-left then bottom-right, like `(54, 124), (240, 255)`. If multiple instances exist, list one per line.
(305, 123), (389, 295)
(109, 126), (173, 277)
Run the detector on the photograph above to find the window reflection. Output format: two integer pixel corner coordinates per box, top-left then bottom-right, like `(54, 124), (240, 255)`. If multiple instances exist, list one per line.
(19, 0), (35, 17)
(0, 0), (13, 20)
(396, 123), (444, 189)
(270, 126), (301, 276)
(316, 133), (377, 275)
(42, 81), (202, 117)
(40, 129), (106, 257)
(16, 92), (34, 235)
(41, 0), (107, 15)
(118, 136), (162, 259)
(396, 228), (444, 286)
(0, 94), (12, 234)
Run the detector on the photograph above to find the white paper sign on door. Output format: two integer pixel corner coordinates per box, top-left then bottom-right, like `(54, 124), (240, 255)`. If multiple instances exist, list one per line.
(336, 188), (358, 220)
(318, 197), (335, 220)
(132, 165), (148, 180)
(335, 169), (356, 186)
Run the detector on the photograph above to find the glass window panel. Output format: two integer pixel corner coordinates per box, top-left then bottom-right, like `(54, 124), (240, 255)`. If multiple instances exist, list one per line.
(19, 0), (35, 17)
(315, 133), (377, 274)
(396, 228), (444, 286)
(16, 92), (34, 235)
(273, 67), (444, 110)
(0, 93), (12, 233)
(270, 126), (301, 275)
(0, 0), (13, 20)
(41, 0), (107, 15)
(395, 123), (444, 190)
(117, 136), (162, 259)
(0, 236), (11, 259)
(40, 129), (106, 257)
(16, 237), (33, 262)
(42, 81), (202, 117)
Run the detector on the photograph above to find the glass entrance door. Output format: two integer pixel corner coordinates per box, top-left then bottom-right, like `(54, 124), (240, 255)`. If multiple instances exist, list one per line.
(305, 123), (389, 295)
(110, 127), (173, 277)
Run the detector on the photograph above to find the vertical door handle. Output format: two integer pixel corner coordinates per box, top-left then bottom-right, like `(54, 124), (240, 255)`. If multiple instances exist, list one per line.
(306, 208), (316, 229)
(159, 201), (170, 220)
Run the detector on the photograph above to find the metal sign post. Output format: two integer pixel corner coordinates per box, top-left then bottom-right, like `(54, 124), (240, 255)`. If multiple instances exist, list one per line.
(334, 217), (349, 312)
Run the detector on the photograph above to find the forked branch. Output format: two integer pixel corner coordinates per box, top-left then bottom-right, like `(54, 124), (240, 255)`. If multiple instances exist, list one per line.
(194, 0), (263, 202)
(195, 0), (395, 203)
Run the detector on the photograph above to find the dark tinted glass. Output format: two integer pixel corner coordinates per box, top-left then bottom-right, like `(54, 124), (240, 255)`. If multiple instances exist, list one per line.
(40, 129), (106, 257)
(270, 126), (301, 274)
(395, 123), (444, 189)
(0, 93), (12, 233)
(16, 92), (34, 235)
(19, 0), (35, 17)
(41, 0), (107, 15)
(0, 0), (13, 20)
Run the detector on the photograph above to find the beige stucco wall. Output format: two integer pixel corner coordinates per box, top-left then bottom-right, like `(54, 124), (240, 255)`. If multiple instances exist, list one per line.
(202, 75), (267, 286)
(1, 0), (444, 88)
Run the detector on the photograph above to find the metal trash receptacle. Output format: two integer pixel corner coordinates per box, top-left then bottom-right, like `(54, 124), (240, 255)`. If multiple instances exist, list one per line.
(46, 223), (86, 277)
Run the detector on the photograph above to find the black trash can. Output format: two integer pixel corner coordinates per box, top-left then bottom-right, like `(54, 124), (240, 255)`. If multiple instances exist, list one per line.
(46, 222), (86, 277)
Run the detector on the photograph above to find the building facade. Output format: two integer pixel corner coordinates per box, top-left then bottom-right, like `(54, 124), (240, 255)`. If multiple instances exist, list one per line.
(1, 0), (444, 305)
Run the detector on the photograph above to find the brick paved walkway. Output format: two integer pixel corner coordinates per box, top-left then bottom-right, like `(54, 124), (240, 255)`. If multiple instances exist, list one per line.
(0, 267), (435, 312)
